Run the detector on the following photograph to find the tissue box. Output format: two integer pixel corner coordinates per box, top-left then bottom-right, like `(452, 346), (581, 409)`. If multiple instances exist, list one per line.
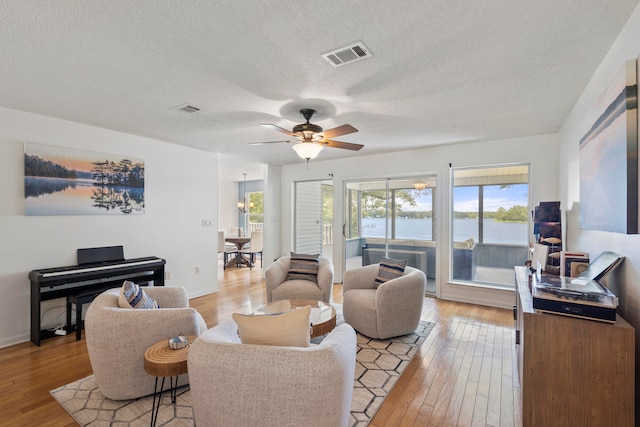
(168, 335), (188, 350)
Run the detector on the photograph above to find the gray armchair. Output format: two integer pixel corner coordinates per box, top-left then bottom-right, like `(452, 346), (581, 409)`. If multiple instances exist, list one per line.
(84, 286), (207, 400)
(188, 320), (357, 427)
(343, 264), (426, 339)
(265, 256), (334, 303)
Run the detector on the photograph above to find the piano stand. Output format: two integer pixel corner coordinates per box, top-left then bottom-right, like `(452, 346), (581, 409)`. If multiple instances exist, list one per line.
(30, 256), (166, 346)
(67, 290), (101, 341)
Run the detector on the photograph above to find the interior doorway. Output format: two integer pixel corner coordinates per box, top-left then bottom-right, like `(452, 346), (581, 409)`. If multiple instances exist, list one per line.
(294, 179), (333, 257)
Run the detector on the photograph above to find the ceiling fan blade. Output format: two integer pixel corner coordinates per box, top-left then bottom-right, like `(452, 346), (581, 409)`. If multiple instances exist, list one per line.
(248, 140), (294, 145)
(260, 124), (297, 137)
(318, 124), (358, 140)
(321, 139), (364, 151)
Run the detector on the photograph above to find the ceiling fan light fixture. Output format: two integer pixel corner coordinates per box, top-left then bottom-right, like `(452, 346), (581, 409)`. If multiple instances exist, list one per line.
(413, 181), (428, 191)
(292, 142), (323, 160)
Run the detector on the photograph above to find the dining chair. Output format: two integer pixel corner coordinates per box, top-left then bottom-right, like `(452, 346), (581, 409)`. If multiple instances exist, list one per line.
(229, 227), (244, 237)
(218, 231), (237, 270)
(240, 230), (263, 270)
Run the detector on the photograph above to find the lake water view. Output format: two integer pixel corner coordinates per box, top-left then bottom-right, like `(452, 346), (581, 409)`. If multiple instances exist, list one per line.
(25, 177), (144, 215)
(361, 217), (528, 245)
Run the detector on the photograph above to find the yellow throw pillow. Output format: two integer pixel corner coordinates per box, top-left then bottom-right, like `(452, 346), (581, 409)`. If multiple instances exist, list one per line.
(232, 305), (311, 347)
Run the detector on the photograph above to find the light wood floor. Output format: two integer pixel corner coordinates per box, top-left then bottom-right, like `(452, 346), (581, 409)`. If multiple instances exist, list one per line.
(0, 262), (521, 427)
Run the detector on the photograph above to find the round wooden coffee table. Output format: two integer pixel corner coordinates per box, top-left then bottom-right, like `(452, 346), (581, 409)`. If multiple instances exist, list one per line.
(255, 299), (337, 338)
(144, 335), (197, 427)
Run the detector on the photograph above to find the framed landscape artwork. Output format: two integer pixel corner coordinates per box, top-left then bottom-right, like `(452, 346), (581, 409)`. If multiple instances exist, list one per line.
(579, 59), (638, 234)
(24, 143), (145, 215)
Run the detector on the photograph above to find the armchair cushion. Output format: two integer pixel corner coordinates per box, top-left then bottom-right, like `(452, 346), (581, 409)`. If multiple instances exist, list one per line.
(232, 305), (311, 347)
(85, 286), (207, 400)
(374, 257), (407, 286)
(266, 256), (334, 303)
(189, 321), (357, 427)
(118, 280), (158, 309)
(344, 265), (426, 339)
(286, 252), (320, 282)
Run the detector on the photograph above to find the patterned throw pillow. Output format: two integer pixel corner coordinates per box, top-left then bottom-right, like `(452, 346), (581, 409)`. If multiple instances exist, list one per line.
(233, 305), (311, 347)
(118, 280), (159, 309)
(286, 252), (320, 283)
(374, 257), (407, 287)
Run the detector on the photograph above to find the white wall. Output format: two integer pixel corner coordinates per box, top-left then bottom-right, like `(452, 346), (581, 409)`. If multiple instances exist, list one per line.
(0, 107), (219, 348)
(217, 159), (237, 235)
(263, 164), (282, 270)
(280, 133), (559, 309)
(558, 3), (640, 416)
(559, 3), (640, 317)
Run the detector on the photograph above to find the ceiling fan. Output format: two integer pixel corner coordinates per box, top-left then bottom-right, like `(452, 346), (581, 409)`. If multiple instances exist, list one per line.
(252, 108), (363, 162)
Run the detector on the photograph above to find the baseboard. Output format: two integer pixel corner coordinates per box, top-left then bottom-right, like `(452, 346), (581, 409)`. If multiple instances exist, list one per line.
(440, 283), (515, 309)
(0, 332), (31, 349)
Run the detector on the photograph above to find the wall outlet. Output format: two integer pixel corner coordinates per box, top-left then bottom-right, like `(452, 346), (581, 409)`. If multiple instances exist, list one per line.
(165, 271), (171, 280)
(201, 219), (213, 227)
(195, 266), (200, 274)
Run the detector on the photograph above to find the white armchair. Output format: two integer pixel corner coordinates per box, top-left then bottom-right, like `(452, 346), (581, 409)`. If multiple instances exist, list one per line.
(84, 286), (207, 400)
(265, 256), (334, 303)
(188, 320), (357, 427)
(343, 264), (426, 339)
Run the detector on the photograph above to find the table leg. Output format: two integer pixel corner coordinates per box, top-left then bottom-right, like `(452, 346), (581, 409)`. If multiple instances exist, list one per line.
(150, 376), (165, 427)
(225, 251), (253, 268)
(169, 375), (178, 404)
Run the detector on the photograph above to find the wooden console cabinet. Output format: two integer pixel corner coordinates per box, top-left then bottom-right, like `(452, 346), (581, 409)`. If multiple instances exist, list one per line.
(514, 266), (634, 427)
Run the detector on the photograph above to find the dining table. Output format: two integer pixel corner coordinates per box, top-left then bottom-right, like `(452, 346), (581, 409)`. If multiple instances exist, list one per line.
(224, 236), (252, 268)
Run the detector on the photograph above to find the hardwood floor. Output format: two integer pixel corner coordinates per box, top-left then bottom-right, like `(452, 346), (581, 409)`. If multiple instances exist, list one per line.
(0, 262), (521, 426)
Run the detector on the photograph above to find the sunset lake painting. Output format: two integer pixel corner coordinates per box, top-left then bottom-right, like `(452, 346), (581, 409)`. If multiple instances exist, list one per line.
(24, 143), (145, 215)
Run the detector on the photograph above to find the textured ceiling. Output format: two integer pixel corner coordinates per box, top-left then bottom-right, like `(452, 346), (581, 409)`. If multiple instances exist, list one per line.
(1, 0), (639, 175)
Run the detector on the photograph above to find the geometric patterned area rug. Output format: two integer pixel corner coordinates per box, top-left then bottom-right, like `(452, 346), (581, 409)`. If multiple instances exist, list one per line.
(350, 320), (434, 427)
(51, 320), (434, 427)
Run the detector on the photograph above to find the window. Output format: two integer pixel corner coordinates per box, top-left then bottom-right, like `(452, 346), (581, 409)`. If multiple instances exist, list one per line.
(248, 191), (263, 232)
(451, 164), (529, 288)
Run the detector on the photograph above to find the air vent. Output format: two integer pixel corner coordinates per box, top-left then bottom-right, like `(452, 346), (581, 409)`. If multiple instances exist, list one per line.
(322, 41), (372, 68)
(172, 104), (201, 114)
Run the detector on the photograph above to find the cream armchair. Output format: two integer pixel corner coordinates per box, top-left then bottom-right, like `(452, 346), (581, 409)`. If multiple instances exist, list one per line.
(84, 287), (207, 400)
(188, 320), (357, 427)
(265, 256), (334, 303)
(343, 264), (426, 339)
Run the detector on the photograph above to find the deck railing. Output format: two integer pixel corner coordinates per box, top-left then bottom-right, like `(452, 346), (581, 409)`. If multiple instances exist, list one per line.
(248, 222), (263, 233)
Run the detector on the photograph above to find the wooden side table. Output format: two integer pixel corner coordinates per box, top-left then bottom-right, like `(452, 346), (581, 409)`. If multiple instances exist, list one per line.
(144, 335), (197, 427)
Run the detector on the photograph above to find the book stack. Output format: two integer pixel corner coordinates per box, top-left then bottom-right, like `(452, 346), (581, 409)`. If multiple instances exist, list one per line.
(560, 251), (589, 277)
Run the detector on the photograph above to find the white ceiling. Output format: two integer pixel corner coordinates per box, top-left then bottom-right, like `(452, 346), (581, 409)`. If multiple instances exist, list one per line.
(1, 1), (639, 181)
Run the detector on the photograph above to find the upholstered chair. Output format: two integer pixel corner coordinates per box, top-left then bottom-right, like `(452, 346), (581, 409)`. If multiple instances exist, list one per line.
(240, 230), (263, 269)
(188, 320), (357, 427)
(265, 256), (334, 303)
(84, 287), (207, 400)
(218, 230), (237, 269)
(343, 264), (426, 339)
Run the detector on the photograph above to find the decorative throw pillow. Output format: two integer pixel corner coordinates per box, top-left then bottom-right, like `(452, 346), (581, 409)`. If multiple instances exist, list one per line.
(286, 252), (320, 283)
(374, 257), (407, 287)
(118, 280), (159, 309)
(233, 305), (311, 347)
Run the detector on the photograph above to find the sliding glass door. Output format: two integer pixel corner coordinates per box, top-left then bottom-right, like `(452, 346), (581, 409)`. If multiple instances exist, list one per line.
(344, 175), (436, 295)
